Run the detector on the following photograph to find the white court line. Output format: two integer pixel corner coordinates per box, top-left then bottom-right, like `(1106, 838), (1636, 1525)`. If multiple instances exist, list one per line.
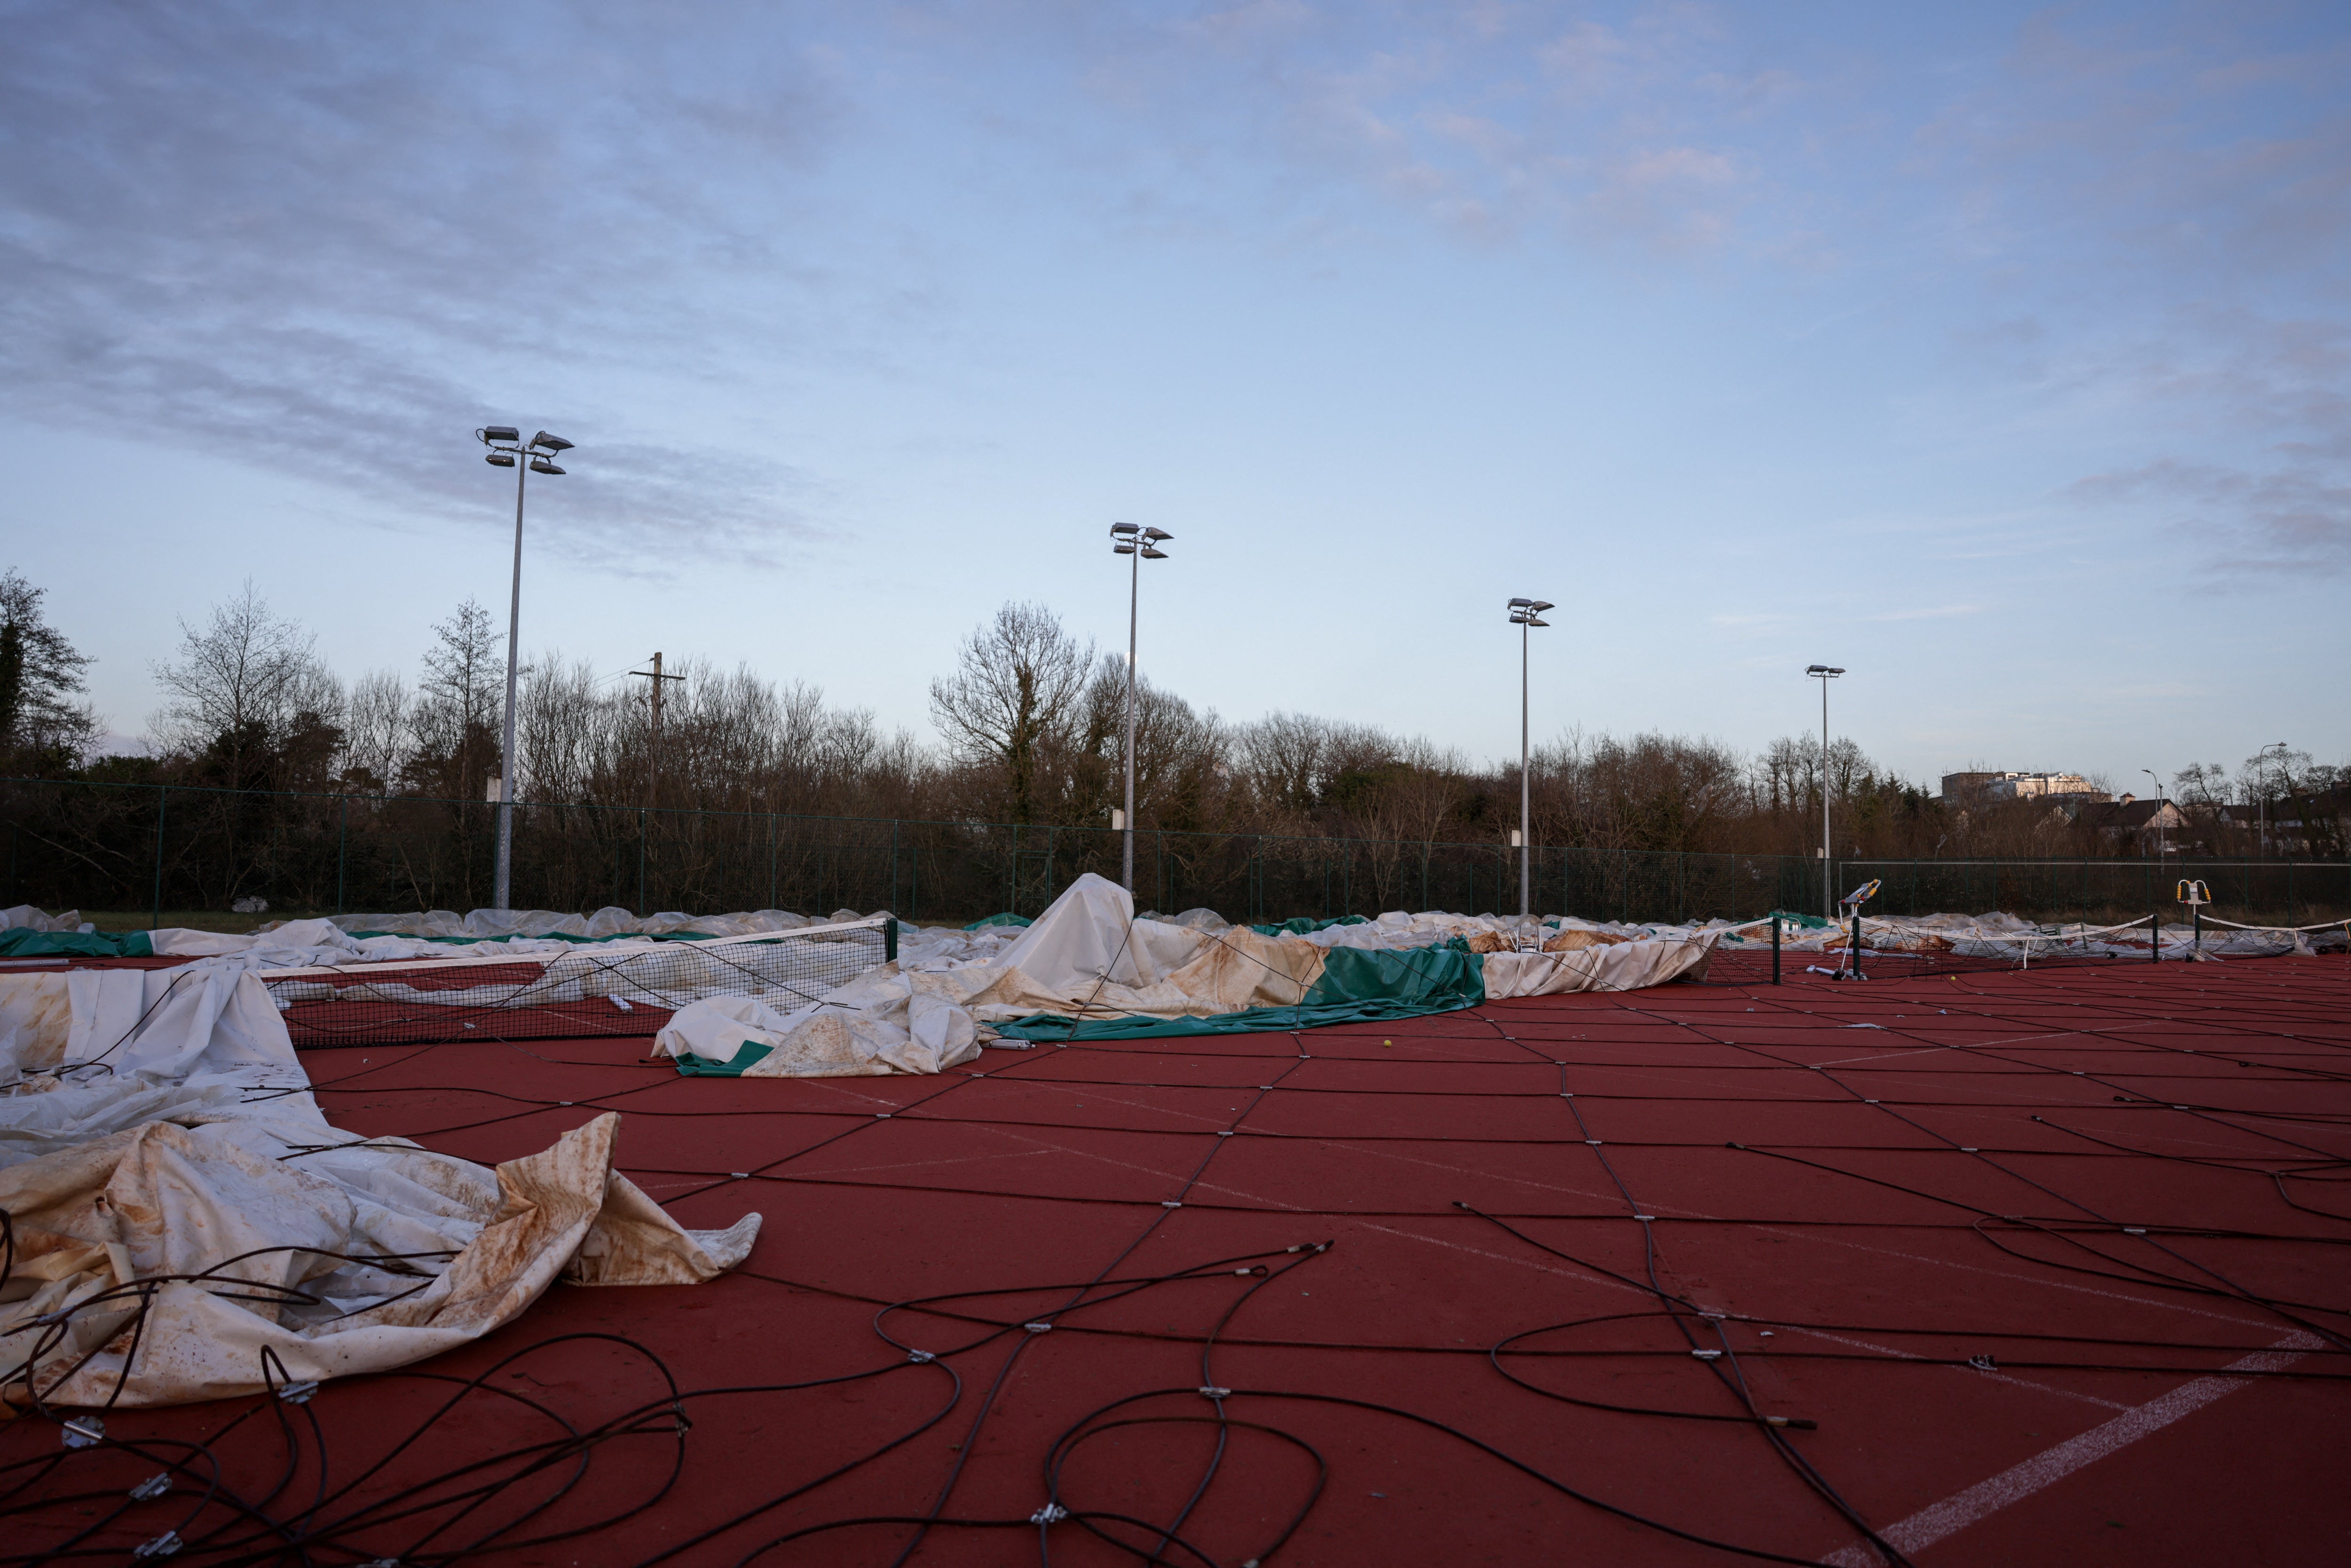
(1791, 1325), (2128, 1413)
(1819, 1332), (2320, 1566)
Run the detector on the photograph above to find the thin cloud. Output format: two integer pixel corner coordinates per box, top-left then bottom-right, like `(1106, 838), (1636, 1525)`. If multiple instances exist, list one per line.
(0, 0), (868, 566)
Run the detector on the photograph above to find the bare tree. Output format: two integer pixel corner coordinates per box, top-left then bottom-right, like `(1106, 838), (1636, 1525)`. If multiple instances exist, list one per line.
(339, 670), (410, 792)
(407, 599), (505, 798)
(929, 602), (1093, 823)
(150, 579), (338, 784)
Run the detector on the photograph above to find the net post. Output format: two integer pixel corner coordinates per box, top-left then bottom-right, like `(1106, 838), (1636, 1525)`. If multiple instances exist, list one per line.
(1770, 914), (1781, 985)
(885, 915), (898, 964)
(2150, 913), (2158, 964)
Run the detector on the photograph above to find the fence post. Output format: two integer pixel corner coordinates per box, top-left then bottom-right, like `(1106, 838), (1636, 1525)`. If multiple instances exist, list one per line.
(336, 794), (347, 916)
(151, 784), (167, 932)
(768, 812), (778, 910)
(637, 809), (647, 914)
(1771, 914), (1781, 985)
(889, 818), (899, 914)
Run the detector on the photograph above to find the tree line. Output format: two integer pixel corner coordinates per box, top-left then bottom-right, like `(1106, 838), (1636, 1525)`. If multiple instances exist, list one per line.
(1, 570), (2343, 861)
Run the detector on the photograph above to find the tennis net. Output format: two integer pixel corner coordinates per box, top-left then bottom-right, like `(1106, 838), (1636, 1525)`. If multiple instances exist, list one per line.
(1697, 914), (2218, 985)
(263, 916), (896, 1048)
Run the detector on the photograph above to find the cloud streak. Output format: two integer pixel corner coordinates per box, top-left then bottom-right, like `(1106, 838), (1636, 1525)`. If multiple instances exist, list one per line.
(0, 0), (869, 565)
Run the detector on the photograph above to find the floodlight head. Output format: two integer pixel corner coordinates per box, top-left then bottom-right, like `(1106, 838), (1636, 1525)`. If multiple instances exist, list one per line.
(1508, 597), (1534, 608)
(1110, 522), (1140, 536)
(479, 425), (520, 445)
(1524, 615), (1549, 627)
(1113, 542), (1136, 554)
(1806, 665), (1844, 677)
(529, 458), (565, 475)
(485, 451), (517, 467)
(1529, 600), (1554, 613)
(1139, 546), (1168, 559)
(529, 432), (572, 452)
(1141, 527), (1172, 541)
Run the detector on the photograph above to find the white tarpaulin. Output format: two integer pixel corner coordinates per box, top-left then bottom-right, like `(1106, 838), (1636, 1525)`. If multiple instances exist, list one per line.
(1, 960), (757, 1410)
(653, 874), (1713, 1072)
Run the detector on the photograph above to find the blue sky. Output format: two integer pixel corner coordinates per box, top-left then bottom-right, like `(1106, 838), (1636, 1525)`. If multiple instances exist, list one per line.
(2, 1), (2344, 791)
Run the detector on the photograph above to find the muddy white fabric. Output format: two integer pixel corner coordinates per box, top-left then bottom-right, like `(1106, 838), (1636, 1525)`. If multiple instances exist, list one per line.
(1482, 933), (1719, 997)
(2, 1111), (755, 1408)
(0, 965), (296, 1081)
(0, 960), (758, 1409)
(655, 989), (984, 1078)
(655, 875), (1337, 1072)
(320, 906), (875, 940)
(2, 905), (89, 933)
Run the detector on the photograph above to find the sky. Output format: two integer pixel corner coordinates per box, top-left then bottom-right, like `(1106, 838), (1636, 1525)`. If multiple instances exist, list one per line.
(1, 0), (2345, 794)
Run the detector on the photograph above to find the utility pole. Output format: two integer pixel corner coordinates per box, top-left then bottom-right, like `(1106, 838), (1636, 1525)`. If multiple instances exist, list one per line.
(631, 653), (686, 809)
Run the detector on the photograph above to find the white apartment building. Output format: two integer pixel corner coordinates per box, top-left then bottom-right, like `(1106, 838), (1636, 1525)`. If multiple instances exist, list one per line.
(1940, 771), (2108, 803)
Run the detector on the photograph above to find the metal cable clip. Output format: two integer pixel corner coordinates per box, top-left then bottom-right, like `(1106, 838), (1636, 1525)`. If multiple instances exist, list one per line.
(1023, 1320), (1052, 1333)
(1030, 1503), (1068, 1525)
(61, 1417), (104, 1449)
(1199, 1385), (1231, 1398)
(129, 1473), (172, 1502)
(1967, 1354), (1997, 1371)
(132, 1531), (182, 1559)
(277, 1379), (321, 1404)
(1690, 1349), (1722, 1361)
(908, 1349), (935, 1363)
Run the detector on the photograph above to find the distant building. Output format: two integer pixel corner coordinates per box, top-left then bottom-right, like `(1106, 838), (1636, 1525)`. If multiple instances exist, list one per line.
(1940, 772), (2004, 803)
(2081, 796), (2188, 850)
(1941, 770), (2109, 804)
(2220, 788), (2350, 856)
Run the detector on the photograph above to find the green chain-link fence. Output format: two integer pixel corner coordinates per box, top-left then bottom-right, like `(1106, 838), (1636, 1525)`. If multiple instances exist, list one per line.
(3, 778), (2344, 929)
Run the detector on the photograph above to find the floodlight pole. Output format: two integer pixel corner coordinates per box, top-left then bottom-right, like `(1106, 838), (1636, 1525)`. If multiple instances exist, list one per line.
(1124, 536), (1138, 892)
(2142, 769), (2165, 859)
(2257, 741), (2288, 857)
(476, 425), (573, 912)
(497, 454), (528, 911)
(1507, 597), (1552, 942)
(1807, 666), (1844, 921)
(1110, 523), (1173, 895)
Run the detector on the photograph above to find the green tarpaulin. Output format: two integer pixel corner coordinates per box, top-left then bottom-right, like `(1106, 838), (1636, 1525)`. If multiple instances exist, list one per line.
(994, 938), (1485, 1041)
(1246, 914), (1370, 937)
(671, 1040), (776, 1077)
(0, 928), (153, 959)
(963, 912), (1033, 930)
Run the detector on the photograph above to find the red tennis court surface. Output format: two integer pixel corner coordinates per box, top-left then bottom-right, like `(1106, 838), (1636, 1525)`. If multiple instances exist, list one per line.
(11, 957), (2350, 1566)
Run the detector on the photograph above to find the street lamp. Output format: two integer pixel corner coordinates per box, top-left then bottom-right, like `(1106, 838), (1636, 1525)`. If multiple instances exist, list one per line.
(2141, 769), (2167, 859)
(476, 425), (574, 912)
(2256, 741), (2289, 856)
(1508, 598), (1553, 944)
(1806, 665), (1844, 920)
(1110, 522), (1172, 894)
